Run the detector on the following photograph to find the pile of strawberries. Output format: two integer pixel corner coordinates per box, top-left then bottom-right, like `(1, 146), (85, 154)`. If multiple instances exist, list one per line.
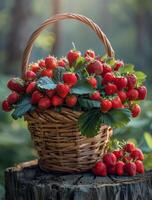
(92, 142), (144, 176)
(2, 49), (147, 119)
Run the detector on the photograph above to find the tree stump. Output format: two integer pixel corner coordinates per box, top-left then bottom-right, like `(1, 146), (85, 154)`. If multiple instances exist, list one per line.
(5, 160), (152, 200)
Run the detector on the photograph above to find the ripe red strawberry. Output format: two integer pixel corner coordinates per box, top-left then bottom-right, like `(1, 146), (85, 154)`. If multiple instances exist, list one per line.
(131, 148), (144, 161)
(100, 99), (112, 113)
(114, 60), (124, 71)
(127, 74), (137, 89)
(124, 162), (136, 176)
(131, 104), (141, 118)
(46, 89), (55, 98)
(107, 165), (116, 175)
(56, 84), (70, 98)
(104, 83), (117, 95)
(2, 100), (12, 112)
(113, 150), (124, 159)
(92, 161), (107, 176)
(87, 60), (103, 75)
(45, 56), (57, 69)
(7, 78), (25, 93)
(103, 153), (117, 166)
(63, 72), (77, 87)
(124, 143), (135, 153)
(26, 82), (36, 94)
(102, 64), (112, 77)
(24, 70), (36, 81)
(58, 58), (67, 67)
(67, 50), (81, 66)
(39, 60), (46, 68)
(138, 86), (147, 100)
(65, 95), (77, 107)
(52, 95), (63, 106)
(31, 63), (40, 73)
(31, 91), (43, 104)
(135, 160), (144, 174)
(84, 49), (95, 58)
(117, 91), (127, 103)
(7, 92), (20, 105)
(87, 77), (97, 88)
(38, 97), (51, 110)
(90, 91), (101, 100)
(112, 96), (122, 109)
(114, 77), (127, 90)
(115, 161), (125, 176)
(126, 89), (139, 100)
(102, 72), (115, 84)
(41, 69), (53, 78)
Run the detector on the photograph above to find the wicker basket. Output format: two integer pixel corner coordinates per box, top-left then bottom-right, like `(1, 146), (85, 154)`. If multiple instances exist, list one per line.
(22, 13), (114, 172)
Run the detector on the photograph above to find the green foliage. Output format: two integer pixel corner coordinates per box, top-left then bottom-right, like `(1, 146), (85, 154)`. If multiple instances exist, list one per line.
(135, 71), (147, 87)
(119, 64), (135, 74)
(37, 76), (57, 90)
(73, 56), (86, 72)
(53, 67), (66, 83)
(78, 98), (100, 109)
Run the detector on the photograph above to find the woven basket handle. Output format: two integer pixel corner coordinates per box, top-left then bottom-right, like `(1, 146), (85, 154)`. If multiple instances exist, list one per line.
(21, 13), (115, 75)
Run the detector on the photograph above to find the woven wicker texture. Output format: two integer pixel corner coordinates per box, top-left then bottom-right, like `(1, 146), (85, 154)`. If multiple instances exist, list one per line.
(23, 13), (114, 172)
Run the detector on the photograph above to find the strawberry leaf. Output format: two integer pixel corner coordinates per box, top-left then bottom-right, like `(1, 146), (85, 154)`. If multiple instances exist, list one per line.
(53, 67), (66, 83)
(119, 64), (134, 74)
(73, 56), (86, 72)
(11, 96), (34, 120)
(78, 98), (100, 109)
(134, 71), (147, 87)
(37, 77), (57, 90)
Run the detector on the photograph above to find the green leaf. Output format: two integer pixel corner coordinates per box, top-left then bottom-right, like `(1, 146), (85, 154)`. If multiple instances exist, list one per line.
(37, 76), (57, 90)
(70, 79), (95, 95)
(53, 67), (66, 83)
(73, 56), (86, 72)
(144, 132), (152, 149)
(119, 64), (134, 74)
(134, 71), (147, 87)
(11, 96), (33, 120)
(96, 75), (103, 90)
(78, 98), (100, 109)
(106, 58), (116, 66)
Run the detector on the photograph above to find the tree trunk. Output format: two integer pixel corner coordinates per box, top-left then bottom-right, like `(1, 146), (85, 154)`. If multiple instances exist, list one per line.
(5, 0), (32, 76)
(5, 160), (152, 200)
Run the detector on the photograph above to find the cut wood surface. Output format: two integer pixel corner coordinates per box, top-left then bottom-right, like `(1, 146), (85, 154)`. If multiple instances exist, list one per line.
(5, 160), (152, 200)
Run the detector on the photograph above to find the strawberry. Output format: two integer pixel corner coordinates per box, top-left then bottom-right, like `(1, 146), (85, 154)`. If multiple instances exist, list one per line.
(113, 150), (124, 159)
(90, 91), (101, 100)
(114, 77), (127, 90)
(117, 91), (127, 103)
(131, 148), (144, 161)
(104, 83), (117, 95)
(45, 56), (57, 69)
(56, 84), (70, 98)
(58, 58), (67, 67)
(7, 92), (20, 105)
(127, 74), (137, 89)
(63, 72), (77, 87)
(100, 99), (112, 113)
(103, 153), (117, 166)
(7, 78), (25, 93)
(2, 100), (12, 112)
(38, 97), (51, 110)
(131, 104), (141, 118)
(102, 64), (112, 77)
(124, 143), (135, 153)
(87, 77), (97, 88)
(92, 161), (107, 176)
(46, 89), (55, 98)
(124, 162), (136, 176)
(126, 89), (139, 100)
(41, 69), (53, 78)
(112, 96), (122, 109)
(26, 81), (36, 94)
(39, 60), (46, 68)
(67, 50), (81, 66)
(135, 160), (144, 174)
(107, 165), (116, 175)
(87, 60), (103, 75)
(114, 60), (124, 71)
(65, 95), (77, 107)
(24, 70), (36, 81)
(31, 63), (40, 73)
(138, 86), (147, 100)
(31, 91), (43, 104)
(115, 161), (125, 176)
(102, 72), (115, 84)
(52, 95), (63, 106)
(84, 49), (95, 58)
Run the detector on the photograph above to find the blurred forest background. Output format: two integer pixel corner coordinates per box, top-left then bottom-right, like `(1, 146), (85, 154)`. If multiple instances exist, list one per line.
(0, 0), (152, 198)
